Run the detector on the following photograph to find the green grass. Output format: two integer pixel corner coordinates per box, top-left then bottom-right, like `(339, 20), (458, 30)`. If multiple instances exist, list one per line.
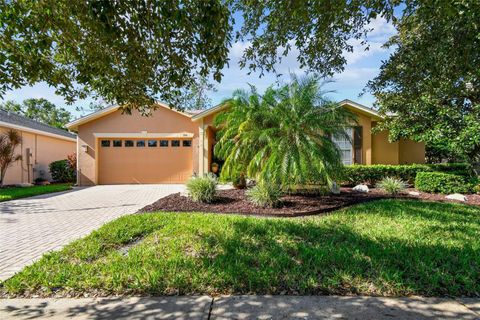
(1, 200), (479, 297)
(0, 184), (72, 202)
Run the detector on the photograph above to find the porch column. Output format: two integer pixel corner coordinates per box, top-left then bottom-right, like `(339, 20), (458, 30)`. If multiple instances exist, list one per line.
(198, 120), (205, 176)
(364, 120), (372, 165)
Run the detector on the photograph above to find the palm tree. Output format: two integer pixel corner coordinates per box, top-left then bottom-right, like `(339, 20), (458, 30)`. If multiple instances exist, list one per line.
(214, 74), (355, 190)
(0, 129), (22, 186)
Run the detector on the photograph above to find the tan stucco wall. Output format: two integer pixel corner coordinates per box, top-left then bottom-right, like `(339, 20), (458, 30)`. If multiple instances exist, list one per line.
(372, 129), (400, 164)
(76, 106), (199, 185)
(0, 126), (76, 185)
(399, 138), (426, 164)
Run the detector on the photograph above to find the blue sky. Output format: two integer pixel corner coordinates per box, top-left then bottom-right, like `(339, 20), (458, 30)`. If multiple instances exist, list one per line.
(0, 16), (395, 118)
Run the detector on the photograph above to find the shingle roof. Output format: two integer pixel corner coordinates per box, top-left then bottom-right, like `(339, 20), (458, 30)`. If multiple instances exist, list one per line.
(0, 109), (76, 140)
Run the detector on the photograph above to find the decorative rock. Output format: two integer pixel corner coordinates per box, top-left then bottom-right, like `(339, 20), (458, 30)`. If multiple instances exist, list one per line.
(331, 181), (341, 194)
(15, 183), (34, 187)
(353, 184), (369, 193)
(445, 193), (467, 202)
(408, 191), (420, 196)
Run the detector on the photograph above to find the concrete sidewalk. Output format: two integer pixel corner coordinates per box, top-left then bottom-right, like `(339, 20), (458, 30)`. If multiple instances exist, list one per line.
(1, 296), (479, 319)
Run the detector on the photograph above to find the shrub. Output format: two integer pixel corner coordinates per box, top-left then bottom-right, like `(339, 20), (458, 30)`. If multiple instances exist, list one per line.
(474, 183), (480, 195)
(376, 177), (407, 195)
(186, 174), (217, 203)
(247, 181), (283, 208)
(342, 163), (473, 186)
(415, 172), (471, 194)
(49, 159), (75, 182)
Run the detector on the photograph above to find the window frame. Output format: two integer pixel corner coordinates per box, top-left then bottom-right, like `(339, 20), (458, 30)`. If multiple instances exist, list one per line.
(112, 140), (122, 147)
(101, 140), (110, 147)
(332, 128), (353, 165)
(136, 140), (146, 147)
(148, 140), (157, 147)
(159, 140), (169, 147)
(182, 140), (192, 147)
(171, 140), (180, 147)
(124, 140), (134, 147)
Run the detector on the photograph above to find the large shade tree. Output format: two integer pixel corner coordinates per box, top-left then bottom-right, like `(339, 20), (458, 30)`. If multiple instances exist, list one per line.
(0, 0), (398, 111)
(214, 75), (354, 189)
(367, 0), (480, 162)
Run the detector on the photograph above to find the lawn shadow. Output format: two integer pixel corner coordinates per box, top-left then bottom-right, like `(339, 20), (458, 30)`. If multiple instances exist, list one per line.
(195, 201), (480, 297)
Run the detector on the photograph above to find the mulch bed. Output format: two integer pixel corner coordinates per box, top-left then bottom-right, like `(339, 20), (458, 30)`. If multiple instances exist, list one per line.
(139, 187), (480, 217)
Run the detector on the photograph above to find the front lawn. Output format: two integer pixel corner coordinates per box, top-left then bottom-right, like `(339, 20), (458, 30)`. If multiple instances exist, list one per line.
(0, 184), (72, 202)
(2, 200), (479, 297)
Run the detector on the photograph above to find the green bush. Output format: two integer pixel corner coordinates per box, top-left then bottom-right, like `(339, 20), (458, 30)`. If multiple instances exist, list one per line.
(376, 177), (407, 195)
(49, 159), (75, 182)
(342, 163), (473, 186)
(474, 183), (480, 195)
(186, 174), (217, 203)
(247, 181), (283, 208)
(415, 172), (471, 194)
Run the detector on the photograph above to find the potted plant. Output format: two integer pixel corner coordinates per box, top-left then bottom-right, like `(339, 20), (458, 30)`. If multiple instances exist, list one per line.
(211, 162), (219, 173)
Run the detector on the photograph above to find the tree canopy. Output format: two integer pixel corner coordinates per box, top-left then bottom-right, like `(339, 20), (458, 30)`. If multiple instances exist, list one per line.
(1, 99), (72, 129)
(0, 0), (399, 111)
(367, 0), (480, 161)
(0, 1), (231, 112)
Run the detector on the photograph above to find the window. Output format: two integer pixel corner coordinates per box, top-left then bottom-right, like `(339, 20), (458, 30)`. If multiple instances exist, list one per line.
(148, 140), (157, 147)
(182, 140), (192, 147)
(159, 140), (169, 147)
(136, 140), (145, 147)
(113, 140), (122, 147)
(101, 140), (110, 147)
(125, 140), (134, 147)
(171, 140), (180, 147)
(332, 128), (353, 165)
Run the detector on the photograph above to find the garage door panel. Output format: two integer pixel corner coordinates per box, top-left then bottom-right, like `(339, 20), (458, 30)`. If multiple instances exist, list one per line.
(98, 139), (193, 184)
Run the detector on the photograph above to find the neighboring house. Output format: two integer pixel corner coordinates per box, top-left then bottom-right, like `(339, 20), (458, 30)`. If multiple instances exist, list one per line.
(0, 109), (76, 185)
(66, 100), (425, 186)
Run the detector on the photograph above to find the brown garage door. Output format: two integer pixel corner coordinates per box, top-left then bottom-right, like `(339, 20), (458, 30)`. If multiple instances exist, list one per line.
(98, 138), (193, 184)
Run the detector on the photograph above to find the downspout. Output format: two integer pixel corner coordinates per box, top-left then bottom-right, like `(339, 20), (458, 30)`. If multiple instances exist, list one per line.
(76, 134), (80, 186)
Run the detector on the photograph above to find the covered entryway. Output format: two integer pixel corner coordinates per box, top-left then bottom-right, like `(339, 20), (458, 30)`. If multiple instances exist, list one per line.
(98, 137), (193, 184)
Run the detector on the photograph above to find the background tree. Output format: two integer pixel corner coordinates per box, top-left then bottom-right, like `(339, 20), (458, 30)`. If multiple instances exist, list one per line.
(0, 129), (22, 186)
(214, 75), (354, 190)
(367, 1), (480, 162)
(174, 76), (217, 110)
(1, 99), (72, 129)
(75, 102), (107, 116)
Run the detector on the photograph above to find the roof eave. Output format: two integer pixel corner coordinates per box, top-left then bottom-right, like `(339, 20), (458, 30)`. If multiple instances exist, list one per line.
(0, 120), (76, 142)
(66, 102), (193, 131)
(191, 103), (228, 121)
(339, 99), (383, 120)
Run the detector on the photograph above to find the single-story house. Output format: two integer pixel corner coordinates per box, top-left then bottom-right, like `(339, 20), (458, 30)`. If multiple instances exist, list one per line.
(66, 99), (425, 186)
(0, 109), (77, 185)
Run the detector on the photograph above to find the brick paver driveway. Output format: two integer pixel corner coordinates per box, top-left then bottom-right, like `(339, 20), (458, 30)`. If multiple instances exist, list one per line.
(0, 184), (184, 281)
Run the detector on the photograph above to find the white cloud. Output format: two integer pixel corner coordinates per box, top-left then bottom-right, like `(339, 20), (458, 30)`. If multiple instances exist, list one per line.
(342, 17), (396, 65)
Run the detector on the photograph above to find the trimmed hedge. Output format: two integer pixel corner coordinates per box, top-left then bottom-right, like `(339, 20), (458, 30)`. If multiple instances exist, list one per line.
(341, 163), (473, 186)
(415, 172), (471, 194)
(49, 159), (75, 183)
